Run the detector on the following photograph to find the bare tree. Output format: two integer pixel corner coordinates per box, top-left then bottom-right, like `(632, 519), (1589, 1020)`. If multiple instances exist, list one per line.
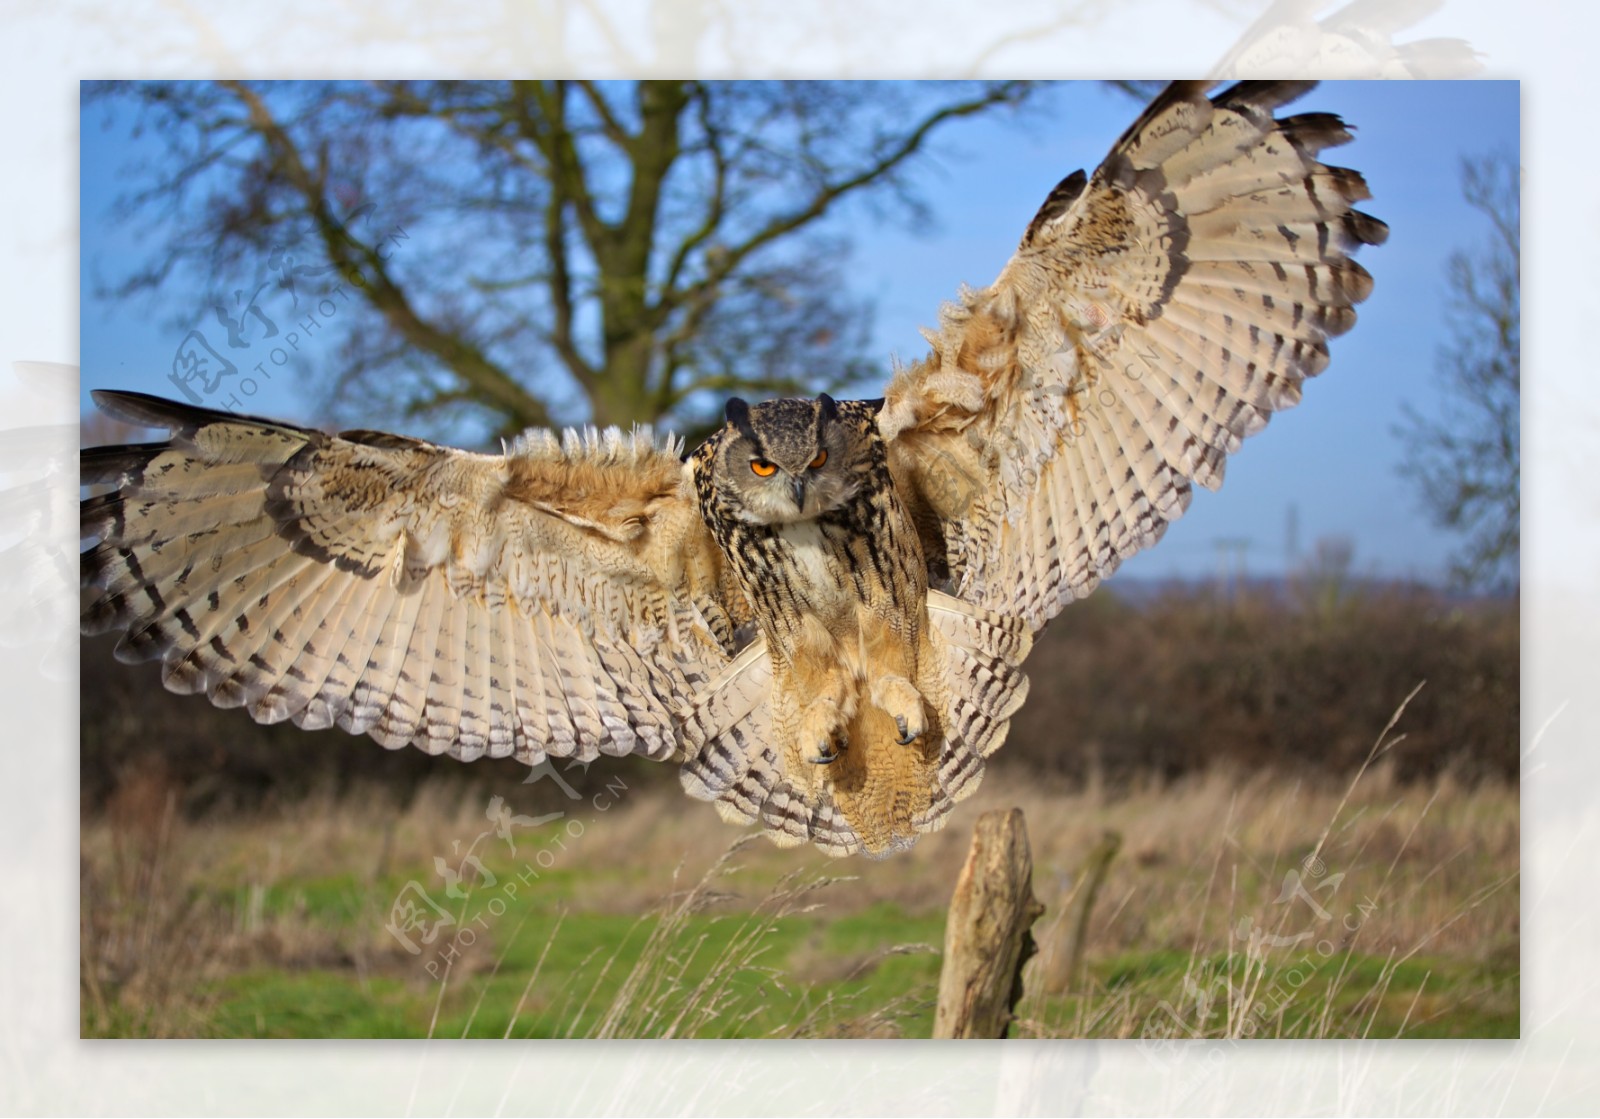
(87, 80), (1035, 443)
(1398, 151), (1520, 590)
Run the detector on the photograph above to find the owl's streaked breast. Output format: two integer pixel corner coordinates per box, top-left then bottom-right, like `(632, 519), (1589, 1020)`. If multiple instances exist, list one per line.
(773, 521), (850, 613)
(690, 397), (927, 657)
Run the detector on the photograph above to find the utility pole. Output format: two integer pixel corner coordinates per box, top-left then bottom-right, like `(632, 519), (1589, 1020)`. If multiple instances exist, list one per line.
(1212, 537), (1251, 602)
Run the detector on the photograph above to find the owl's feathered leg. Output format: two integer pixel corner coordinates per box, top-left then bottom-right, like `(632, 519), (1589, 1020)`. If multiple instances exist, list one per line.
(868, 674), (926, 745)
(796, 676), (855, 766)
(680, 597), (1030, 858)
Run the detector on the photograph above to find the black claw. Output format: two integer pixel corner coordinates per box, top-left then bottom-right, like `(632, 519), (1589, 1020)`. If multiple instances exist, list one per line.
(808, 735), (845, 765)
(894, 716), (920, 745)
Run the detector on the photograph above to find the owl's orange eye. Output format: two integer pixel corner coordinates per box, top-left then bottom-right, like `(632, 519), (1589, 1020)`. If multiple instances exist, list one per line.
(750, 459), (777, 477)
(809, 450), (828, 469)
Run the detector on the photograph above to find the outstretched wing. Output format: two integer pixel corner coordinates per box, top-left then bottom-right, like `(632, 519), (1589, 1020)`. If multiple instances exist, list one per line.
(81, 391), (747, 765)
(880, 80), (1387, 631)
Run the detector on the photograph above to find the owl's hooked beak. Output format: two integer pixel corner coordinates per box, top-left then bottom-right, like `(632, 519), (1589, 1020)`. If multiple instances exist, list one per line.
(790, 475), (807, 510)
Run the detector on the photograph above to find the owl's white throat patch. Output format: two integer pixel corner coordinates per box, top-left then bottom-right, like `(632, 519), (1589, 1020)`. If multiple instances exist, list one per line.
(776, 520), (843, 602)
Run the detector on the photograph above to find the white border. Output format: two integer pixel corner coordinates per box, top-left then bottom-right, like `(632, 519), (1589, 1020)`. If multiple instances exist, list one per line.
(4, 2), (1589, 1114)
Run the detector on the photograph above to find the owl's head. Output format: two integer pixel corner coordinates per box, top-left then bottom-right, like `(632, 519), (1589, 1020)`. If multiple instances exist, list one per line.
(711, 394), (864, 524)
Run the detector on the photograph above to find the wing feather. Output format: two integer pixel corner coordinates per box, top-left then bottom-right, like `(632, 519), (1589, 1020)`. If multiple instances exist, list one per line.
(377, 575), (447, 748)
(248, 567), (346, 724)
(325, 585), (398, 732)
(454, 593), (493, 761)
(421, 592), (467, 756)
(884, 80), (1385, 630)
(289, 571), (379, 731)
(213, 555), (329, 706)
(340, 576), (418, 737)
(486, 594), (520, 759)
(80, 391), (745, 766)
(356, 582), (428, 749)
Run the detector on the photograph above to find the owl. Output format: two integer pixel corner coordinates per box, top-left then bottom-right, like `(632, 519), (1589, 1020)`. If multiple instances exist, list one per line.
(81, 81), (1386, 857)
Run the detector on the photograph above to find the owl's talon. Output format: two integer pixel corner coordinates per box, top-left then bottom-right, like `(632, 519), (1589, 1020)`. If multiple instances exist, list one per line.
(809, 731), (848, 764)
(872, 675), (926, 745)
(809, 739), (841, 765)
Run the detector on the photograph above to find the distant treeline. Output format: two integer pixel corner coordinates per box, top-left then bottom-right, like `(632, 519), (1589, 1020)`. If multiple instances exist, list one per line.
(80, 581), (1518, 817)
(1005, 581), (1517, 785)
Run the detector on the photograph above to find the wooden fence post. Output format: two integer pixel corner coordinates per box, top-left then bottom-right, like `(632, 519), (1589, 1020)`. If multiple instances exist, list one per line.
(933, 807), (1045, 1039)
(1039, 828), (1122, 997)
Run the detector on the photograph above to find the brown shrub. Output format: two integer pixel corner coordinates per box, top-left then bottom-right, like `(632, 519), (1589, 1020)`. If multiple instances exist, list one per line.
(1005, 582), (1517, 786)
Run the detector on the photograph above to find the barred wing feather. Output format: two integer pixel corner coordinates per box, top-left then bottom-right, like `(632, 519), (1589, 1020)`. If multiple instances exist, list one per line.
(881, 80), (1387, 632)
(80, 391), (743, 765)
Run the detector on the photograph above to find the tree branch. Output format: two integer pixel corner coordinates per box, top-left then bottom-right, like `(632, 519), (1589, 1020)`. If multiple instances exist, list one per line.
(96, 80), (1050, 440)
(660, 82), (1031, 324)
(661, 83), (730, 296)
(514, 81), (608, 253)
(220, 80), (552, 432)
(541, 184), (598, 394)
(574, 80), (631, 149)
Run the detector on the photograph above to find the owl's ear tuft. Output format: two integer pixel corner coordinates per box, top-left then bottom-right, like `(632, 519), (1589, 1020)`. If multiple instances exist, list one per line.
(724, 397), (760, 446)
(817, 393), (839, 423)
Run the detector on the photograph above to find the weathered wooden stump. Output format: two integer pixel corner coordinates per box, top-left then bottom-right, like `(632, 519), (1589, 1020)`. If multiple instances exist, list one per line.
(1039, 828), (1122, 997)
(933, 807), (1045, 1039)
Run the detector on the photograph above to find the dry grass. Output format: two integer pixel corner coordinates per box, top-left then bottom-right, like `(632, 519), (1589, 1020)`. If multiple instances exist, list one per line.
(1010, 690), (1520, 1038)
(79, 734), (1517, 1038)
(554, 839), (933, 1039)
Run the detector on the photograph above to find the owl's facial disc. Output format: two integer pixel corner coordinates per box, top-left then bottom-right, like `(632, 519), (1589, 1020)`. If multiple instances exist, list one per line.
(720, 395), (857, 524)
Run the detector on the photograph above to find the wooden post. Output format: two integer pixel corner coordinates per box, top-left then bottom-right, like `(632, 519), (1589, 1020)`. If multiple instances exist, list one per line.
(933, 808), (1045, 1039)
(1039, 829), (1121, 996)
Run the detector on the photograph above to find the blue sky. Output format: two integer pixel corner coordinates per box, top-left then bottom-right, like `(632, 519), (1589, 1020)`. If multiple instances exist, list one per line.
(79, 80), (1520, 585)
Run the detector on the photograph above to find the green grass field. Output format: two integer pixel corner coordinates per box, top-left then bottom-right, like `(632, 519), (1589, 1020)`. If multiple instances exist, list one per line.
(80, 753), (1519, 1040)
(184, 918), (1514, 1041)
